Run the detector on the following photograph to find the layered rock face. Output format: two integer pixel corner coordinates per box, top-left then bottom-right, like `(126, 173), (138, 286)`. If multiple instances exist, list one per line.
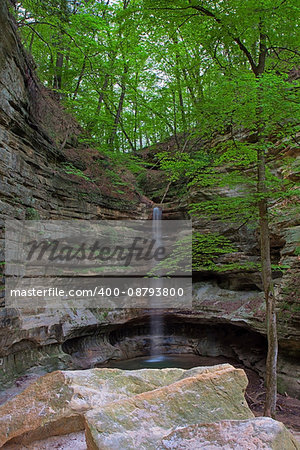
(0, 0), (299, 404)
(140, 126), (300, 398)
(0, 1), (149, 229)
(0, 365), (298, 449)
(0, 0), (149, 384)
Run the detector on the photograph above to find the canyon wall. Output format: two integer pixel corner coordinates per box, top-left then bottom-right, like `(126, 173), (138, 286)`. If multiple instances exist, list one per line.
(0, 0), (150, 386)
(0, 0), (299, 399)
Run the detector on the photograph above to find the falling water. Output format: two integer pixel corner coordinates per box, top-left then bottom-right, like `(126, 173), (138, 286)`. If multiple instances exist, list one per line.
(148, 206), (164, 362)
(152, 206), (162, 223)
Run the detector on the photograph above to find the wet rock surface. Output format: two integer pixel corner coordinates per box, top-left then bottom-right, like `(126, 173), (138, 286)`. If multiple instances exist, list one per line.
(0, 290), (298, 398)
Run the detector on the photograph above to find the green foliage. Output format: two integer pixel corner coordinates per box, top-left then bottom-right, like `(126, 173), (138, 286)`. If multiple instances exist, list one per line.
(148, 234), (192, 275)
(25, 207), (40, 220)
(189, 196), (258, 222)
(148, 231), (246, 274)
(16, 0), (299, 162)
(157, 151), (212, 182)
(271, 264), (290, 272)
(96, 150), (147, 193)
(62, 163), (91, 181)
(192, 232), (237, 272)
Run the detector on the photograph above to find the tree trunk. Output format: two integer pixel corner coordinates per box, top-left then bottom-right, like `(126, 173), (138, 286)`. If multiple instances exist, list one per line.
(73, 56), (87, 100)
(139, 130), (143, 149)
(182, 4), (278, 416)
(257, 146), (278, 418)
(255, 29), (278, 417)
(97, 74), (110, 113)
(175, 58), (186, 135)
(172, 90), (180, 150)
(182, 67), (200, 108)
(53, 51), (64, 90)
(109, 65), (128, 148)
(172, 34), (187, 135)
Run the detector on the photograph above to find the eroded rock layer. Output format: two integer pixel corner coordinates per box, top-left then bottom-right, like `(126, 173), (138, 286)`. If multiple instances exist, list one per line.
(0, 0), (299, 403)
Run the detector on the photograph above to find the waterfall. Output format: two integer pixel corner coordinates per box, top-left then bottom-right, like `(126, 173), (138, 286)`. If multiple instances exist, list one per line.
(152, 206), (162, 222)
(148, 206), (164, 362)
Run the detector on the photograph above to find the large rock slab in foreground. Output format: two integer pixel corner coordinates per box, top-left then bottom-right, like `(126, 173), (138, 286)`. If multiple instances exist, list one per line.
(160, 418), (300, 450)
(0, 364), (248, 447)
(84, 364), (253, 449)
(0, 364), (297, 450)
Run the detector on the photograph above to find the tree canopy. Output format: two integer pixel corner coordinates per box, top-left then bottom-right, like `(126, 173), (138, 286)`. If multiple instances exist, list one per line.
(14, 0), (299, 154)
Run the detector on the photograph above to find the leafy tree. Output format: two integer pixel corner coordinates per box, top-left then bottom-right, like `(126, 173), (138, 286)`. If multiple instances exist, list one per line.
(144, 0), (299, 417)
(15, 0), (204, 150)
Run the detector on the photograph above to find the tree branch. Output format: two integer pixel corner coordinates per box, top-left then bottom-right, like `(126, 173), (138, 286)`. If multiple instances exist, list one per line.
(25, 24), (53, 55)
(20, 21), (94, 68)
(188, 4), (258, 75)
(268, 46), (300, 56)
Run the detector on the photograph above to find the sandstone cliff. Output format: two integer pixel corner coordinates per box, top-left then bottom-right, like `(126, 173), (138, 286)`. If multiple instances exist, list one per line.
(0, 0), (299, 402)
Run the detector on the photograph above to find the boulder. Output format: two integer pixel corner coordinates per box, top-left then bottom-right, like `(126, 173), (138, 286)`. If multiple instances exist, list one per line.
(160, 418), (300, 450)
(1, 364), (296, 450)
(84, 364), (252, 449)
(0, 364), (247, 446)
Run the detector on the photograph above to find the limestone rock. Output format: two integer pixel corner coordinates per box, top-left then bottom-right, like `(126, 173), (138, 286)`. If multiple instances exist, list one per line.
(0, 365), (244, 447)
(160, 418), (300, 450)
(84, 364), (252, 449)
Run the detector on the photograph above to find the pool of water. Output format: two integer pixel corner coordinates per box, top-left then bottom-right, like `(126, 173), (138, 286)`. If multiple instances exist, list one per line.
(104, 354), (233, 370)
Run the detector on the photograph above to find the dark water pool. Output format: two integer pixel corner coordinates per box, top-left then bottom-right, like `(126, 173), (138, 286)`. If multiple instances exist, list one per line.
(104, 354), (233, 370)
